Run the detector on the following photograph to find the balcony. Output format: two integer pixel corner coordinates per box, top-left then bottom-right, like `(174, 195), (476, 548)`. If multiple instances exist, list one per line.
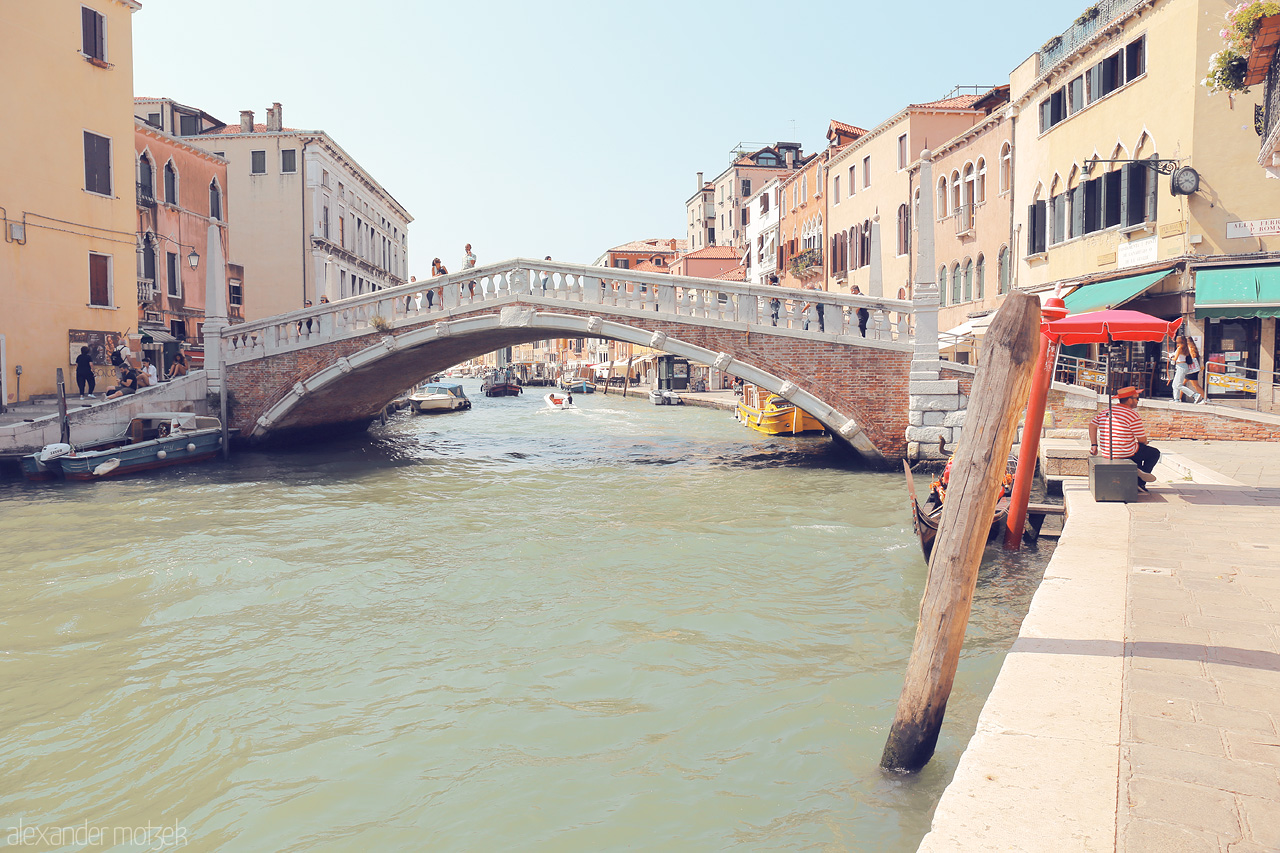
(137, 183), (156, 208)
(138, 278), (157, 305)
(788, 247), (823, 280)
(1037, 0), (1143, 76)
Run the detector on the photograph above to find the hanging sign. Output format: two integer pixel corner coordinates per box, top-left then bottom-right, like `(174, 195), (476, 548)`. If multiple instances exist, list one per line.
(1227, 218), (1280, 238)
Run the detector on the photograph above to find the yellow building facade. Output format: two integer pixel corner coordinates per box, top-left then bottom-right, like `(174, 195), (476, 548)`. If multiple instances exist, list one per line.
(0, 0), (141, 401)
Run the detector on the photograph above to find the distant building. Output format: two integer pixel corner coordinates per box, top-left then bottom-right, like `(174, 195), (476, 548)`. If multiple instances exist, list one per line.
(134, 118), (240, 373)
(687, 143), (809, 252)
(172, 101), (412, 321)
(596, 237), (686, 269)
(669, 245), (743, 279)
(743, 179), (782, 286)
(0, 0), (142, 401)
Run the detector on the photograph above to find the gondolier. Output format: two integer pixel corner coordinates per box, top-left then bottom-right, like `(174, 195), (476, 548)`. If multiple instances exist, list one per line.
(1089, 386), (1159, 488)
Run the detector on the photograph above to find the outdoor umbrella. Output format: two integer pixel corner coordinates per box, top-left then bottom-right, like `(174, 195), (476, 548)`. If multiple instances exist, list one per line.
(1041, 309), (1184, 459)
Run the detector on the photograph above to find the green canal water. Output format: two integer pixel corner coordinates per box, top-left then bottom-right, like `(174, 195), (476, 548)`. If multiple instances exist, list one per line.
(0, 383), (1052, 851)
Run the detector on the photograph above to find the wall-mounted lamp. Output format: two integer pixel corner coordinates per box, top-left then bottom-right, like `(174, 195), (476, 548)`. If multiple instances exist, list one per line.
(187, 250), (200, 269)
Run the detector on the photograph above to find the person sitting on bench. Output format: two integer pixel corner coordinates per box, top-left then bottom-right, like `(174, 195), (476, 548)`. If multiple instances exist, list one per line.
(1089, 386), (1160, 490)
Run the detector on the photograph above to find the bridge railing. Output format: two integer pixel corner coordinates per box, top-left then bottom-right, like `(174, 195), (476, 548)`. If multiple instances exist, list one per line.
(221, 258), (914, 363)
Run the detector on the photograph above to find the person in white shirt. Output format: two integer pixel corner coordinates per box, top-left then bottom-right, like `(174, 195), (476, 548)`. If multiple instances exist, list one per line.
(140, 357), (159, 387)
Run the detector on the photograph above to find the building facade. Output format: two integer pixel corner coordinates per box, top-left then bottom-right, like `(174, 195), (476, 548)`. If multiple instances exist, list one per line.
(743, 179), (782, 286)
(687, 143), (807, 253)
(0, 0), (142, 401)
(179, 103), (412, 321)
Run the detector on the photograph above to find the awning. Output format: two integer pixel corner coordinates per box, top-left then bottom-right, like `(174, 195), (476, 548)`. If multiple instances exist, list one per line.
(1194, 264), (1280, 319)
(1062, 270), (1174, 314)
(139, 327), (178, 344)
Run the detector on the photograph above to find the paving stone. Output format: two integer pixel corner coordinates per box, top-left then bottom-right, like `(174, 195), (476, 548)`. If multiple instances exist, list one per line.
(1127, 669), (1222, 703)
(1194, 702), (1278, 736)
(1128, 715), (1226, 758)
(1128, 691), (1196, 724)
(1217, 678), (1280, 715)
(1125, 775), (1241, 838)
(1223, 729), (1280, 764)
(1118, 817), (1221, 853)
(1240, 795), (1280, 848)
(1126, 742), (1280, 800)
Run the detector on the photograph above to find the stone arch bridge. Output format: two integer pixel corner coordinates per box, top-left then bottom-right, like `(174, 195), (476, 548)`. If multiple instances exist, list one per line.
(213, 259), (930, 464)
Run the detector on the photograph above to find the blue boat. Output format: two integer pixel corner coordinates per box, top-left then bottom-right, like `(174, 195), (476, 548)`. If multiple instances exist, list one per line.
(22, 412), (225, 481)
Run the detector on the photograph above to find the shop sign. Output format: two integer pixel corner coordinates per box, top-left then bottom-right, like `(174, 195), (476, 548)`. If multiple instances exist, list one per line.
(1226, 218), (1280, 239)
(1207, 372), (1257, 394)
(1117, 235), (1158, 269)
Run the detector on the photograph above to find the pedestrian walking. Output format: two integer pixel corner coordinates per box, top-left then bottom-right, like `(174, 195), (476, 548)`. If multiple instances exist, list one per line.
(74, 345), (95, 398)
(851, 285), (870, 337)
(1169, 336), (1206, 404)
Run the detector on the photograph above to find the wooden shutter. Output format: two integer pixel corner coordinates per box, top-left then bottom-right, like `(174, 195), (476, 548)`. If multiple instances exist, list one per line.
(1119, 164), (1132, 227)
(1071, 185), (1086, 237)
(88, 254), (110, 306)
(82, 8), (104, 60)
(1145, 156), (1159, 223)
(83, 132), (111, 195)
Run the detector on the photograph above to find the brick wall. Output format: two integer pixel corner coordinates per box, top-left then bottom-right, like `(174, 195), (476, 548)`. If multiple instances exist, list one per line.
(1046, 389), (1280, 441)
(228, 302), (913, 459)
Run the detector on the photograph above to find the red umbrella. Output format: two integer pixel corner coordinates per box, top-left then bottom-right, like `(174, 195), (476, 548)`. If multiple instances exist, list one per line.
(1042, 309), (1183, 345)
(1041, 308), (1183, 460)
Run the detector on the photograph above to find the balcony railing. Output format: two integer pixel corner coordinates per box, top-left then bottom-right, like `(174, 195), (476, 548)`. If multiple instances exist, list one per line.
(137, 183), (156, 208)
(138, 278), (156, 305)
(954, 203), (975, 235)
(788, 247), (822, 278)
(1037, 0), (1144, 76)
(1265, 45), (1280, 145)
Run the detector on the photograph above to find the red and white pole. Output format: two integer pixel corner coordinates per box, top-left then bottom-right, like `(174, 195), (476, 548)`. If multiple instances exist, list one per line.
(1004, 295), (1068, 550)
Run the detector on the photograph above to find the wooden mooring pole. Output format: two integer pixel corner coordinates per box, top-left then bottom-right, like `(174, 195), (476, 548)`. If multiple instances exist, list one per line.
(880, 290), (1041, 773)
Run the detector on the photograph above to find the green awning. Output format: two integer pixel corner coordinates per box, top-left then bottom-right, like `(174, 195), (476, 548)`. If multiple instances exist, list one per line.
(1194, 264), (1280, 319)
(1062, 270), (1174, 313)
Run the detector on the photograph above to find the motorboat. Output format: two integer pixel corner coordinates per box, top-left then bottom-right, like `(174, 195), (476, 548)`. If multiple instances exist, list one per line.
(734, 383), (824, 435)
(544, 392), (576, 409)
(648, 388), (684, 406)
(21, 412), (225, 481)
(559, 375), (596, 394)
(407, 382), (471, 413)
(482, 368), (523, 397)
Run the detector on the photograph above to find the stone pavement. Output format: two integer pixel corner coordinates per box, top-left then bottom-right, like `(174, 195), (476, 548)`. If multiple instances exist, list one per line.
(919, 442), (1280, 853)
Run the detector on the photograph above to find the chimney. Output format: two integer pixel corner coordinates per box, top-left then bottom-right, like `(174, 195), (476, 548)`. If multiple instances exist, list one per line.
(696, 171), (703, 191)
(668, 239), (676, 251)
(239, 110), (254, 133)
(266, 102), (282, 132)
(784, 148), (795, 169)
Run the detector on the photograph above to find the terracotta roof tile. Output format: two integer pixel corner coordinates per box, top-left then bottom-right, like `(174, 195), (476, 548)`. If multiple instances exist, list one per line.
(633, 260), (670, 274)
(609, 238), (686, 254)
(712, 266), (746, 281)
(829, 119), (869, 136)
(203, 123), (299, 135)
(683, 245), (742, 260)
(909, 93), (983, 111)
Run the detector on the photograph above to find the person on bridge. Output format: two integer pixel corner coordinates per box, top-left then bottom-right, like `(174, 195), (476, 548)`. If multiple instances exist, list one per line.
(1089, 386), (1160, 489)
(167, 352), (188, 379)
(75, 345), (96, 399)
(768, 274), (781, 326)
(541, 256), (551, 292)
(802, 281), (825, 333)
(851, 285), (870, 337)
(464, 244), (478, 297)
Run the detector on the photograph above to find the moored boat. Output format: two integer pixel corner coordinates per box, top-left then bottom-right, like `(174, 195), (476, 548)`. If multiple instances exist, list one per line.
(407, 382), (471, 413)
(648, 388), (684, 406)
(902, 459), (1015, 562)
(559, 375), (595, 394)
(734, 383), (824, 435)
(22, 412), (225, 481)
(481, 368), (523, 397)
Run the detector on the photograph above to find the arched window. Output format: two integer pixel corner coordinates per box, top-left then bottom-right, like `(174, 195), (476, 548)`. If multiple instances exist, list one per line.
(950, 170), (962, 214)
(999, 143), (1012, 194)
(164, 161), (178, 205)
(962, 163), (976, 211)
(861, 220), (872, 267)
(937, 176), (948, 218)
(975, 254), (985, 300)
(997, 246), (1010, 294)
(939, 266), (949, 306)
(209, 180), (222, 221)
(897, 203), (909, 256)
(951, 262), (962, 304)
(801, 173), (808, 201)
(139, 154), (154, 199)
(834, 175), (841, 203)
(141, 233), (156, 282)
(963, 259), (973, 302)
(976, 158), (987, 204)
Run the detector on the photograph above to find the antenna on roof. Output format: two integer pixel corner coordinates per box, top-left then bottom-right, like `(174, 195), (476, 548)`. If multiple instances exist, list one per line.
(789, 119), (797, 139)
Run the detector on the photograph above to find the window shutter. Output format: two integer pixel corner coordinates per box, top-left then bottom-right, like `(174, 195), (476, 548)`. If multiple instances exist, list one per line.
(1071, 185), (1085, 237)
(1145, 155), (1159, 223)
(89, 254), (110, 306)
(82, 8), (104, 60)
(1119, 164), (1132, 227)
(83, 132), (111, 195)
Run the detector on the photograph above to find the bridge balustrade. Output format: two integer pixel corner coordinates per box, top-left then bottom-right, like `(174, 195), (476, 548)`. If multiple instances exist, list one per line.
(221, 259), (915, 364)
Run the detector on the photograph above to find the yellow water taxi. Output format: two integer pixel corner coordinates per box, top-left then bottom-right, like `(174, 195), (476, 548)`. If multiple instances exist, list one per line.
(735, 383), (825, 436)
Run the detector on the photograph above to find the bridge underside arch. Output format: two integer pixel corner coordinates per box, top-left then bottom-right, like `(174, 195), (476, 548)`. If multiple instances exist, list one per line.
(228, 304), (909, 464)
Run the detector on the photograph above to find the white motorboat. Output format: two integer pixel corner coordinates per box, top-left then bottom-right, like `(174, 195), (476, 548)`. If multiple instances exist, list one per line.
(648, 388), (684, 406)
(407, 382), (472, 413)
(545, 392), (576, 409)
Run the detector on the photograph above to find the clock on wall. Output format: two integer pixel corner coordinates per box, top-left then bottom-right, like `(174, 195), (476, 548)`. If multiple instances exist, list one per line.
(1170, 166), (1200, 196)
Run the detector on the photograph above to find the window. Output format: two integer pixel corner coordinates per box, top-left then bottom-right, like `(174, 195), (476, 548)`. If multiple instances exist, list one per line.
(83, 131), (111, 195)
(179, 114), (199, 136)
(741, 179), (751, 196)
(322, 169), (331, 188)
(167, 251), (180, 297)
(1027, 196), (1047, 255)
(281, 149), (297, 173)
(1039, 87), (1066, 132)
(250, 150), (266, 174)
(963, 164), (976, 210)
(801, 174), (808, 201)
(138, 154), (153, 199)
(897, 203), (910, 256)
(937, 177), (948, 218)
(999, 143), (1012, 193)
(951, 170), (962, 213)
(229, 278), (243, 307)
(848, 165), (855, 194)
(1067, 76), (1085, 114)
(146, 112), (161, 129)
(760, 192), (770, 214)
(740, 207), (749, 227)
(81, 6), (106, 62)
(209, 180), (222, 220)
(834, 176), (841, 204)
(142, 235), (155, 282)
(939, 266), (949, 306)
(323, 204), (330, 239)
(163, 162), (177, 204)
(997, 247), (1010, 294)
(897, 134), (908, 169)
(88, 252), (111, 306)
(862, 156), (871, 188)
(861, 220), (871, 267)
(976, 159), (987, 204)
(339, 215), (345, 247)
(951, 263), (962, 304)
(1086, 36), (1145, 104)
(975, 254), (985, 300)
(1049, 192), (1066, 244)
(963, 259), (973, 302)
(614, 259), (630, 269)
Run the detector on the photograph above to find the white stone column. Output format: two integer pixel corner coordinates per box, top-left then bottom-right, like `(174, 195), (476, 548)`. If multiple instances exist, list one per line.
(203, 223), (228, 394)
(869, 213), (883, 299)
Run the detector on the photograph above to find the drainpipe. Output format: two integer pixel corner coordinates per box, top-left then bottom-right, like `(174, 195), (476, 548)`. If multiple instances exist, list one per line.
(1008, 105), (1020, 291)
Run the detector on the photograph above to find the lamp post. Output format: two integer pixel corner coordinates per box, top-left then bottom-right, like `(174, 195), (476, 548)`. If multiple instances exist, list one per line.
(187, 249), (200, 270)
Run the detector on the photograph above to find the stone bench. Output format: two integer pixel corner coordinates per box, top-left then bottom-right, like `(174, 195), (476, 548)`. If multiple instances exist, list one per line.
(1038, 429), (1090, 486)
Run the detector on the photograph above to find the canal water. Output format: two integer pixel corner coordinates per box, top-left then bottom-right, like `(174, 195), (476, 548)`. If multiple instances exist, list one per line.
(0, 382), (1052, 852)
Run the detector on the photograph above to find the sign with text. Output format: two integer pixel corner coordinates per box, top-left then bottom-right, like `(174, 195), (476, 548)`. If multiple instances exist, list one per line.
(1226, 218), (1280, 239)
(1117, 235), (1158, 269)
(67, 329), (123, 366)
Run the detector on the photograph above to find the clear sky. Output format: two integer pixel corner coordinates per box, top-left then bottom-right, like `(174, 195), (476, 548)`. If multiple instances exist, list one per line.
(132, 0), (1084, 275)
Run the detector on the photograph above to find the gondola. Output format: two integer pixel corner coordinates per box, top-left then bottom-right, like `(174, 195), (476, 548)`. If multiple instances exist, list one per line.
(903, 460), (1013, 563)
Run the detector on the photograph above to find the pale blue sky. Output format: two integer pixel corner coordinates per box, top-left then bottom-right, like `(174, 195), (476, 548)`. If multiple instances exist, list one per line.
(133, 1), (1082, 274)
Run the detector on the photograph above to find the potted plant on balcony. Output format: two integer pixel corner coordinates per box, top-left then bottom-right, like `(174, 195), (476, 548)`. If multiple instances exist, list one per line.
(1203, 1), (1280, 94)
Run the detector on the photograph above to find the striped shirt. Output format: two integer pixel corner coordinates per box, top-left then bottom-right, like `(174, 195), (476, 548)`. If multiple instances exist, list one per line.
(1091, 405), (1146, 458)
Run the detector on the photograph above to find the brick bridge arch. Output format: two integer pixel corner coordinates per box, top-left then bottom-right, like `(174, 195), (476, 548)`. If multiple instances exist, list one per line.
(219, 260), (917, 464)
